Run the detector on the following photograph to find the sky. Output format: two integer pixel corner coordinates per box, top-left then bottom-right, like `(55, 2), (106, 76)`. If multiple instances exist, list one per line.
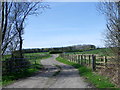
(23, 2), (107, 49)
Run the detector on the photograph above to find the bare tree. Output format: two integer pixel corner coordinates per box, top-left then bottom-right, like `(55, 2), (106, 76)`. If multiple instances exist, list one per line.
(0, 2), (2, 57)
(1, 2), (20, 55)
(14, 2), (50, 57)
(98, 1), (120, 86)
(1, 2), (49, 56)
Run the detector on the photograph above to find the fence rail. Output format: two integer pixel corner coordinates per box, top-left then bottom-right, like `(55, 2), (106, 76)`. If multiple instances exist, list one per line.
(60, 54), (114, 71)
(2, 54), (49, 75)
(2, 57), (37, 75)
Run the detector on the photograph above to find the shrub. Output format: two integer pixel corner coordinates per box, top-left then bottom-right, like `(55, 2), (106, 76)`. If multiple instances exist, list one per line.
(2, 57), (31, 75)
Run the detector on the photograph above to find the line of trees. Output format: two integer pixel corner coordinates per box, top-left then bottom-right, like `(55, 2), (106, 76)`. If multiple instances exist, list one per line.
(19, 44), (96, 54)
(1, 2), (49, 58)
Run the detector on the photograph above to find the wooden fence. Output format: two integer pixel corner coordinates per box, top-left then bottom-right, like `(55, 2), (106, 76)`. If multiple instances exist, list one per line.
(2, 57), (37, 75)
(2, 54), (49, 75)
(60, 54), (112, 71)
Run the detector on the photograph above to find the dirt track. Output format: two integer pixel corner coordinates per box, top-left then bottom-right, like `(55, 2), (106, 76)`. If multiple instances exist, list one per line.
(4, 54), (92, 88)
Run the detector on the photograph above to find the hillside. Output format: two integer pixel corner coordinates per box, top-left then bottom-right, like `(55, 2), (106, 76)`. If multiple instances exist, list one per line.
(69, 48), (110, 56)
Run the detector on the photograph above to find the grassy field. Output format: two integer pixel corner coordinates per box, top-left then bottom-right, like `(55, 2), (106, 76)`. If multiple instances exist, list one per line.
(56, 56), (116, 88)
(68, 48), (111, 56)
(2, 52), (51, 86)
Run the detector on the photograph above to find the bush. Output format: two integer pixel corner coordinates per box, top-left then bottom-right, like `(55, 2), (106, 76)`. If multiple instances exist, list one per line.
(2, 57), (31, 75)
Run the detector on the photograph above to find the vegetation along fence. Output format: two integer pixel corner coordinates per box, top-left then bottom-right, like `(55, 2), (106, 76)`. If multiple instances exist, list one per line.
(2, 58), (31, 75)
(2, 54), (49, 75)
(60, 54), (114, 71)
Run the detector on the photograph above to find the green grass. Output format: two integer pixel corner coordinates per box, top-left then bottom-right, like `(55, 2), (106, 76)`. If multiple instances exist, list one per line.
(2, 68), (39, 86)
(56, 56), (116, 88)
(68, 48), (111, 56)
(2, 53), (51, 86)
(24, 53), (51, 65)
(24, 52), (49, 56)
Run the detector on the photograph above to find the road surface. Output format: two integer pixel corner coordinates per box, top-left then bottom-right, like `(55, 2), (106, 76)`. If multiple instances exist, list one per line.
(4, 54), (92, 88)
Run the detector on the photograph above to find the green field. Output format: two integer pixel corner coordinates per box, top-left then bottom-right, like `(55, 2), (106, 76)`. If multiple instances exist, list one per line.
(67, 48), (111, 56)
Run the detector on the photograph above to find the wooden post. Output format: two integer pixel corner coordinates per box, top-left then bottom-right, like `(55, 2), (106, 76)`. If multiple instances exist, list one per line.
(104, 56), (107, 67)
(70, 55), (72, 62)
(79, 55), (81, 65)
(75, 55), (77, 63)
(86, 55), (88, 65)
(81, 55), (83, 65)
(68, 55), (70, 61)
(68, 54), (70, 61)
(74, 55), (76, 63)
(74, 55), (76, 62)
(84, 55), (86, 65)
(72, 55), (74, 62)
(71, 55), (73, 62)
(78, 55), (80, 64)
(89, 55), (91, 66)
(92, 55), (96, 71)
(76, 55), (78, 63)
(69, 55), (71, 61)
(67, 54), (69, 61)
(101, 56), (104, 61)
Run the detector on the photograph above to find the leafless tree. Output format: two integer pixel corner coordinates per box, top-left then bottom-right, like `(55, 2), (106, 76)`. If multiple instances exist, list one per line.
(0, 2), (1, 38)
(98, 1), (120, 86)
(1, 2), (49, 56)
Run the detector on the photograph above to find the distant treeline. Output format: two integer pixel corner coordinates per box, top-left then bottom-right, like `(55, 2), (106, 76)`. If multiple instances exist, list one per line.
(20, 44), (96, 54)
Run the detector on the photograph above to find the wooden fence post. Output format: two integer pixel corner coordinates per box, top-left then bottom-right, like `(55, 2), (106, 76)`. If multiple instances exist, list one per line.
(86, 55), (88, 65)
(75, 55), (77, 63)
(81, 55), (83, 65)
(74, 55), (76, 63)
(92, 55), (96, 71)
(104, 56), (107, 67)
(72, 55), (74, 62)
(70, 55), (72, 62)
(101, 56), (104, 61)
(78, 55), (80, 64)
(76, 55), (78, 63)
(84, 55), (86, 65)
(89, 55), (91, 66)
(71, 55), (73, 62)
(73, 55), (75, 63)
(79, 55), (81, 64)
(76, 55), (77, 63)
(68, 54), (70, 61)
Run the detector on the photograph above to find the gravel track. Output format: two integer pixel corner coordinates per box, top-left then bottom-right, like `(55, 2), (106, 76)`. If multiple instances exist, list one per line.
(4, 54), (92, 88)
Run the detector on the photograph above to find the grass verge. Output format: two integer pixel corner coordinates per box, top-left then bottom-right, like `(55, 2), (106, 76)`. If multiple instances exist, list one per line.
(56, 56), (116, 88)
(2, 54), (51, 86)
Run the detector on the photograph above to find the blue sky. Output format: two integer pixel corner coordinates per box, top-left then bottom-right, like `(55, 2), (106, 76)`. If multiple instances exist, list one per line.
(23, 2), (106, 49)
